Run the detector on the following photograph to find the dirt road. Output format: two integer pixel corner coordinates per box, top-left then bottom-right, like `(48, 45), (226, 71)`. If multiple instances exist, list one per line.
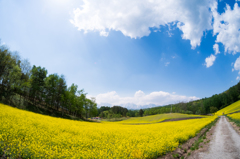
(196, 116), (240, 159)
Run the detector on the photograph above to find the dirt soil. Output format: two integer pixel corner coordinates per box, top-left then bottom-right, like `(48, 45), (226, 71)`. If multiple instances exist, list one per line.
(123, 117), (205, 125)
(161, 117), (204, 122)
(189, 116), (240, 159)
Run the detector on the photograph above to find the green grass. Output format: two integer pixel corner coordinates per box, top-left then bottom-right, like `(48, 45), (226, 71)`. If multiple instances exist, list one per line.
(227, 115), (240, 127)
(107, 113), (206, 124)
(100, 117), (130, 122)
(189, 117), (218, 151)
(215, 100), (240, 115)
(172, 153), (179, 158)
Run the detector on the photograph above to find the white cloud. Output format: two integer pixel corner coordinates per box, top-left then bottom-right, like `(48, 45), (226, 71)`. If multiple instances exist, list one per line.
(234, 56), (240, 74)
(237, 76), (240, 80)
(212, 3), (240, 54)
(100, 30), (109, 37)
(213, 43), (220, 55)
(205, 54), (216, 68)
(167, 31), (173, 37)
(165, 62), (170, 66)
(70, 0), (215, 49)
(95, 90), (199, 109)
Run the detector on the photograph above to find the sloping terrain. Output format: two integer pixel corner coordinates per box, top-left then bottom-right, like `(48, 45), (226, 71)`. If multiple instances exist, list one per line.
(215, 100), (240, 115)
(228, 112), (240, 120)
(0, 104), (216, 159)
(115, 113), (206, 124)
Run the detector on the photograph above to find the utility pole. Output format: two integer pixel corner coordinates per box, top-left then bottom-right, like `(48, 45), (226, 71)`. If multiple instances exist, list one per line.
(171, 105), (172, 113)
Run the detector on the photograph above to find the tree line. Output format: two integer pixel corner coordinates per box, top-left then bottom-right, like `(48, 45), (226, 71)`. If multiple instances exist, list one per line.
(2, 42), (240, 119)
(95, 82), (240, 118)
(97, 106), (144, 118)
(143, 82), (240, 115)
(0, 44), (98, 119)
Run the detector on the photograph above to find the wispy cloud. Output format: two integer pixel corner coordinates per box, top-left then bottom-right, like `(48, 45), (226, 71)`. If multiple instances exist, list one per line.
(213, 43), (220, 55)
(165, 62), (170, 66)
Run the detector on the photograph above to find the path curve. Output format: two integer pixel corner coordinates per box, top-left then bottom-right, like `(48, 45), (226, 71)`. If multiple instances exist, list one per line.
(197, 116), (240, 159)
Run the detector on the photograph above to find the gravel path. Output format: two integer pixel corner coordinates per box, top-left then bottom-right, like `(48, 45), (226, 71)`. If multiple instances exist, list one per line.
(197, 116), (240, 159)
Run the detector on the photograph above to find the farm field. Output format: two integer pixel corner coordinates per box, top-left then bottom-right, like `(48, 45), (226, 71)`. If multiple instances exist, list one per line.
(0, 104), (217, 159)
(115, 113), (206, 124)
(215, 100), (240, 115)
(228, 112), (240, 120)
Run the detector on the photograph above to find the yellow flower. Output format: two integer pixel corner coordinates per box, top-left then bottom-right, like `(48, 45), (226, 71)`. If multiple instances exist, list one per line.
(0, 104), (216, 159)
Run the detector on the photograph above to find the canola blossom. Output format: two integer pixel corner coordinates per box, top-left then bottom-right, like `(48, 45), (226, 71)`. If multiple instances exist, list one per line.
(117, 113), (206, 124)
(0, 104), (216, 159)
(228, 112), (240, 120)
(215, 100), (240, 115)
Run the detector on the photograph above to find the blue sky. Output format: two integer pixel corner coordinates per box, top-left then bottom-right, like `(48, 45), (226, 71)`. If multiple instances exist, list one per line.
(1, 0), (240, 109)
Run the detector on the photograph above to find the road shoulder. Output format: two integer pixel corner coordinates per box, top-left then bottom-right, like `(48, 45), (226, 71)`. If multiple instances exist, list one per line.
(227, 117), (240, 135)
(158, 118), (218, 159)
(186, 119), (218, 159)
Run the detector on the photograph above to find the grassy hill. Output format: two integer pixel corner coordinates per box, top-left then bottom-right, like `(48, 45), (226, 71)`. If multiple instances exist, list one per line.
(215, 100), (240, 115)
(114, 113), (207, 124)
(141, 82), (240, 116)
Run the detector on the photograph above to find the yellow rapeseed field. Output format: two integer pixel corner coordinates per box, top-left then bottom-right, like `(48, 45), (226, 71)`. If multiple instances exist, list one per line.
(116, 113), (206, 124)
(0, 104), (216, 159)
(215, 100), (240, 115)
(228, 112), (240, 120)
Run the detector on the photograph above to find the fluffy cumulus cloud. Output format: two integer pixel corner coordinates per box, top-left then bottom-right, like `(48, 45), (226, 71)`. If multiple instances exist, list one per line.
(70, 0), (215, 48)
(204, 2), (240, 68)
(212, 3), (240, 54)
(95, 90), (199, 109)
(234, 56), (240, 74)
(70, 0), (240, 69)
(205, 54), (216, 68)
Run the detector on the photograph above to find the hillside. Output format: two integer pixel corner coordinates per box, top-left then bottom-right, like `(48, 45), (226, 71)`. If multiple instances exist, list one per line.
(0, 47), (98, 120)
(215, 100), (240, 115)
(0, 103), (216, 159)
(141, 82), (240, 116)
(116, 113), (206, 124)
(2, 45), (240, 120)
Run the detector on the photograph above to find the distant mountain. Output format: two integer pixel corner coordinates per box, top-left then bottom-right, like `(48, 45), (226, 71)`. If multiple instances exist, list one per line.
(98, 102), (158, 109)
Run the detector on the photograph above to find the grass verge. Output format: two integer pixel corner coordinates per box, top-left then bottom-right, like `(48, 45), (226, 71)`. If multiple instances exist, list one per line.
(227, 116), (240, 127)
(189, 117), (218, 151)
(162, 117), (219, 159)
